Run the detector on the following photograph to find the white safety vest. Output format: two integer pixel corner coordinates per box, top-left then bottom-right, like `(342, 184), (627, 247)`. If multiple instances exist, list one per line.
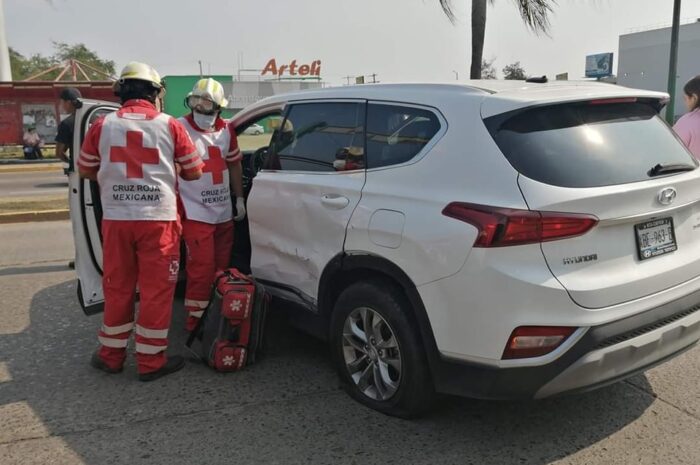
(177, 116), (233, 224)
(97, 112), (179, 221)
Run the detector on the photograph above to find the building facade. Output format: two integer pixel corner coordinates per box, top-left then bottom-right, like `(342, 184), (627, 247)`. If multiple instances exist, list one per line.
(618, 21), (700, 121)
(162, 75), (323, 118)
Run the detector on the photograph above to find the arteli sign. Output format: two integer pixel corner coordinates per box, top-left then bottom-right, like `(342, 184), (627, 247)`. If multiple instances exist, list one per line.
(261, 59), (321, 78)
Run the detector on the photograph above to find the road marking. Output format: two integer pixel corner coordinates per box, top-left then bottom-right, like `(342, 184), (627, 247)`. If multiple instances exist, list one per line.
(0, 362), (10, 383)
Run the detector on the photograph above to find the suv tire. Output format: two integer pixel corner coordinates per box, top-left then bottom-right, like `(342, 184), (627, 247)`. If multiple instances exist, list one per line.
(330, 280), (434, 418)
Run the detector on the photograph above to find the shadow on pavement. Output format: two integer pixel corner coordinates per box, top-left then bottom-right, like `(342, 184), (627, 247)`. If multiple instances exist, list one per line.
(0, 279), (656, 465)
(34, 182), (68, 189)
(0, 264), (71, 277)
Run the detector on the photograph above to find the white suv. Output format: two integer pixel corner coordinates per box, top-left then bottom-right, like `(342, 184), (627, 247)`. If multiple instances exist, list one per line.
(70, 81), (700, 417)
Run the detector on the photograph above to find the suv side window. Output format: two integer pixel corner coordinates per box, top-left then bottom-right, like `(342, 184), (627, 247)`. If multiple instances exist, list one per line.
(236, 113), (282, 153)
(268, 102), (365, 172)
(366, 103), (440, 169)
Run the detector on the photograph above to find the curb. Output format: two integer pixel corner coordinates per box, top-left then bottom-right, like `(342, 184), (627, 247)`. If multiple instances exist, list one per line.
(0, 166), (63, 174)
(0, 209), (69, 224)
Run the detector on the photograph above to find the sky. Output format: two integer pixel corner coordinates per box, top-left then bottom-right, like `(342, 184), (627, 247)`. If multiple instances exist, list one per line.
(4, 0), (700, 85)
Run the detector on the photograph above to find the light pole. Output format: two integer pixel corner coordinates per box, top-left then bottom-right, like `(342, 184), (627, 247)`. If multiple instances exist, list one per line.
(452, 70), (459, 81)
(0, 0), (12, 81)
(666, 0), (682, 124)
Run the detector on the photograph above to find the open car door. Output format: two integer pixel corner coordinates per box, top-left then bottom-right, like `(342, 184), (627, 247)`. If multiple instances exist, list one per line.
(68, 100), (119, 315)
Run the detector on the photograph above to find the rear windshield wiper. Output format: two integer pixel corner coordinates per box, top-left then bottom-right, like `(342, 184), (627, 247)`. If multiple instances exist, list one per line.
(648, 163), (696, 177)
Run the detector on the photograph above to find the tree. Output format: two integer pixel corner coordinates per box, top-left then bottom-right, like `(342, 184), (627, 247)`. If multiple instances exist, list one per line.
(481, 58), (497, 79)
(9, 42), (114, 80)
(52, 42), (116, 80)
(439, 0), (554, 79)
(9, 48), (56, 80)
(502, 61), (527, 80)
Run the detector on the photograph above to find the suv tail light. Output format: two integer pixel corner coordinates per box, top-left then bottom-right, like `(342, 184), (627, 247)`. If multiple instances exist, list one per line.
(502, 326), (577, 359)
(442, 202), (598, 247)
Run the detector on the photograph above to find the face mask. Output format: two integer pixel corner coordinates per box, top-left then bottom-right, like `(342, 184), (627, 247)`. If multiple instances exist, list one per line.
(193, 111), (217, 130)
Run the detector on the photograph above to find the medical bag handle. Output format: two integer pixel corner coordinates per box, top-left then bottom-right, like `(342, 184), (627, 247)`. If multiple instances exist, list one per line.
(185, 268), (251, 351)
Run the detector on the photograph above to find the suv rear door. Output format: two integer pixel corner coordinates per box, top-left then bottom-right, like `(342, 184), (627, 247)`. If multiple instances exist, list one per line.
(68, 101), (118, 315)
(487, 99), (700, 308)
(247, 100), (366, 303)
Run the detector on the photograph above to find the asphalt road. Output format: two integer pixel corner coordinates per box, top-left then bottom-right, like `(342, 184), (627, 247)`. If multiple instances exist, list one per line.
(1, 220), (700, 465)
(0, 170), (67, 199)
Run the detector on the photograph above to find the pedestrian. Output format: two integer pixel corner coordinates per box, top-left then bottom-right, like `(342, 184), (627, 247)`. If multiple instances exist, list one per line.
(56, 87), (83, 269)
(673, 75), (700, 159)
(77, 62), (204, 381)
(22, 126), (44, 159)
(178, 78), (246, 332)
(55, 87), (82, 164)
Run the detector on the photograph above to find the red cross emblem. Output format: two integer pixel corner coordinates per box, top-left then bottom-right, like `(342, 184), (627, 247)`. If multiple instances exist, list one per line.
(109, 131), (160, 179)
(202, 146), (227, 185)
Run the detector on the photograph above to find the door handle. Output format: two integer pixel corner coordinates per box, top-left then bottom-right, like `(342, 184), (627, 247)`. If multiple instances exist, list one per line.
(321, 194), (350, 209)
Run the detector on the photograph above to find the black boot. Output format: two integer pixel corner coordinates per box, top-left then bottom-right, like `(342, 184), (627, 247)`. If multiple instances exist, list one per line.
(90, 352), (123, 374)
(138, 355), (185, 382)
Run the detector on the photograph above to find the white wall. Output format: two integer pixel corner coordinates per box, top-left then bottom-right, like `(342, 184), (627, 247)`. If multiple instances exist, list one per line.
(224, 81), (323, 111)
(618, 21), (700, 121)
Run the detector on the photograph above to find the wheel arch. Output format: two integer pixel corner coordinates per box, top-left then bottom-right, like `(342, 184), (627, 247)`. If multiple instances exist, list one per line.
(318, 252), (442, 372)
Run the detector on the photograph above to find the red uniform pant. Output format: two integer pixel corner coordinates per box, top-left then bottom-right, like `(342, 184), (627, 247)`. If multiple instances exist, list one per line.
(97, 219), (181, 374)
(182, 219), (234, 331)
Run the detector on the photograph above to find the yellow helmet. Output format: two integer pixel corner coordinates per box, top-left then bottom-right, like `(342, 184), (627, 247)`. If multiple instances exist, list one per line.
(116, 61), (163, 89)
(187, 78), (228, 108)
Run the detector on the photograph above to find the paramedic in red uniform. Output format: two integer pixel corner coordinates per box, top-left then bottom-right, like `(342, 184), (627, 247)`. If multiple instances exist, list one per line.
(78, 62), (204, 381)
(178, 78), (246, 332)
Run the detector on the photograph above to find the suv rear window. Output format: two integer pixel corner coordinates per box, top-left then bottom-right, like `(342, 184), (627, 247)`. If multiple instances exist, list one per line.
(486, 102), (697, 188)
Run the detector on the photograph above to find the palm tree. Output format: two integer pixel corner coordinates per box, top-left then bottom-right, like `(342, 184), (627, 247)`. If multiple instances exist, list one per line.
(439, 0), (555, 79)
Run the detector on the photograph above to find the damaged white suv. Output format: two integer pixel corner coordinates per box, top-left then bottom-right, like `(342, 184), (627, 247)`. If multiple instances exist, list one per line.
(71, 81), (700, 417)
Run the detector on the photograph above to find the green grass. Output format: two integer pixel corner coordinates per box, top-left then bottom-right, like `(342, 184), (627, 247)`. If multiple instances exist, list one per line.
(237, 134), (272, 152)
(0, 145), (58, 160)
(0, 195), (67, 214)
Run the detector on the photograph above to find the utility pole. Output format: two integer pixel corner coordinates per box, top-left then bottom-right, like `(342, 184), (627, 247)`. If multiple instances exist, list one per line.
(198, 60), (203, 79)
(0, 0), (12, 81)
(666, 0), (682, 124)
(343, 75), (353, 86)
(370, 73), (377, 84)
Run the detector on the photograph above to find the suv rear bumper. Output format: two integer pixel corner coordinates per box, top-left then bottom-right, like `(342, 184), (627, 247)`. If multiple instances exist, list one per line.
(430, 287), (700, 399)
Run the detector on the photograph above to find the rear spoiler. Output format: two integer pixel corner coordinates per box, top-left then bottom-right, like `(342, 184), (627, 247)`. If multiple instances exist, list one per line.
(481, 87), (670, 119)
(482, 96), (670, 135)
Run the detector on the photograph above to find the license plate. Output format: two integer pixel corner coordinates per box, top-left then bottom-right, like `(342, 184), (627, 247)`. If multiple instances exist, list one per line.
(635, 217), (677, 260)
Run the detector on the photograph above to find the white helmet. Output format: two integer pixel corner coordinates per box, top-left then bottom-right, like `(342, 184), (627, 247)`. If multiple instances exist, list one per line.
(115, 61), (163, 89)
(186, 78), (229, 110)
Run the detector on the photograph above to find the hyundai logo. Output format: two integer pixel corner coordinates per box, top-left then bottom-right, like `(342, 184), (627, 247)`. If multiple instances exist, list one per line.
(657, 187), (677, 206)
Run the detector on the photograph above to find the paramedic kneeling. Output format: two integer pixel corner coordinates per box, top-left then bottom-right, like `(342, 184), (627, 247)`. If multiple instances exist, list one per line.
(178, 78), (246, 332)
(77, 62), (204, 381)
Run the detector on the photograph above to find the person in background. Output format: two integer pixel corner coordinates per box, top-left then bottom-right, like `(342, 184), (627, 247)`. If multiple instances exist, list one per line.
(55, 87), (82, 164)
(22, 126), (43, 159)
(55, 87), (82, 269)
(673, 75), (700, 159)
(177, 78), (246, 332)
